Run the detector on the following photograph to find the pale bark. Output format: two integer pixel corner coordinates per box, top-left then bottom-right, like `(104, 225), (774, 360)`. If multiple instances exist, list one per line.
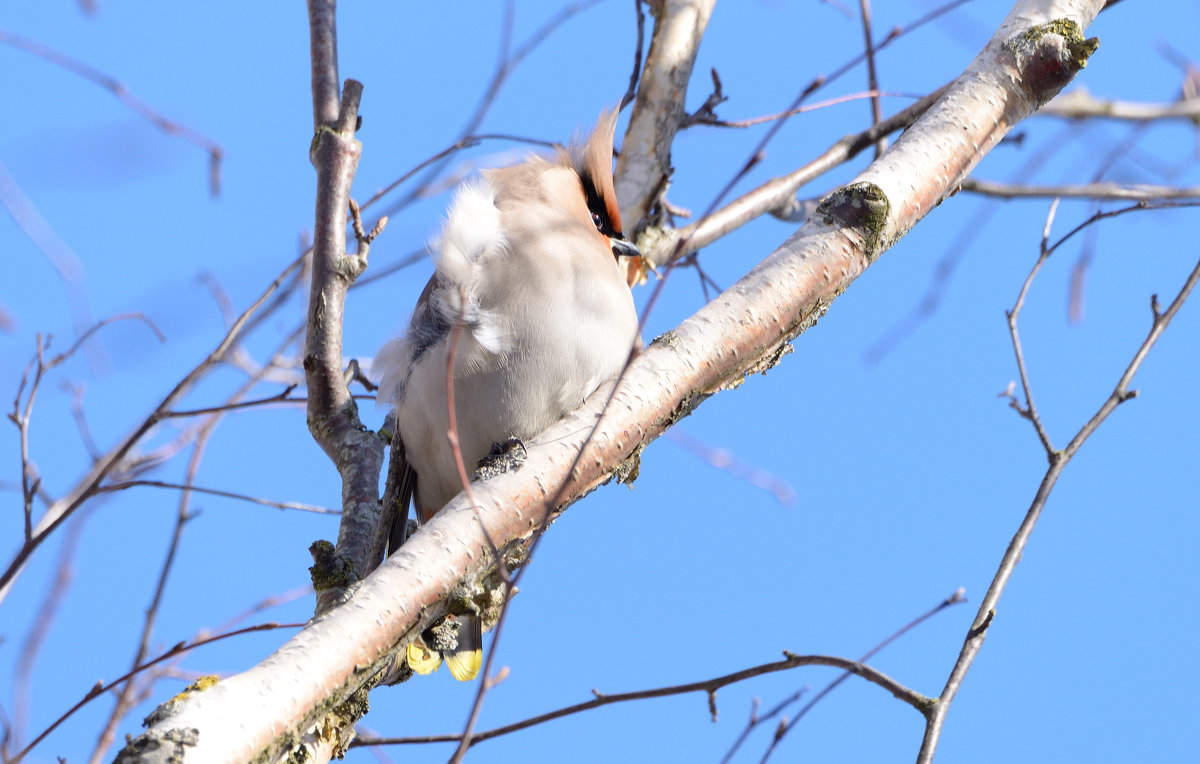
(614, 0), (716, 235)
(116, 1), (1105, 761)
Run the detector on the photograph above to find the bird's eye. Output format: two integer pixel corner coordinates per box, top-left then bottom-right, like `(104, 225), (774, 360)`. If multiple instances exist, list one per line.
(591, 211), (604, 230)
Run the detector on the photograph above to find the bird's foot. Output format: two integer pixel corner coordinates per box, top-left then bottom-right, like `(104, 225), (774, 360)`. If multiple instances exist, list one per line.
(473, 437), (528, 481)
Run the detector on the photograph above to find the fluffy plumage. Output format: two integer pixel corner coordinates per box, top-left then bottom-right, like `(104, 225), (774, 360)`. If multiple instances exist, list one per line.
(375, 109), (642, 681)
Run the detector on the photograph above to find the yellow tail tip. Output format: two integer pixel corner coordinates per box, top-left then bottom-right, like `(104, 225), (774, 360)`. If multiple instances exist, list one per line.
(444, 648), (483, 682)
(406, 641), (442, 675)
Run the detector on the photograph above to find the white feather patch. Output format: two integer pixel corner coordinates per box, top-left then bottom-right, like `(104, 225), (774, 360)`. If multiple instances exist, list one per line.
(436, 180), (504, 288)
(372, 335), (410, 410)
(433, 179), (507, 355)
(374, 179), (509, 412)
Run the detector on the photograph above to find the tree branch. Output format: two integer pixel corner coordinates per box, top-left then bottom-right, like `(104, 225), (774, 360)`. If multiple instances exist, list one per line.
(916, 200), (1200, 764)
(117, 2), (1106, 760)
(357, 651), (927, 749)
(302, 0), (382, 603)
(614, 0), (716, 235)
(961, 177), (1200, 199)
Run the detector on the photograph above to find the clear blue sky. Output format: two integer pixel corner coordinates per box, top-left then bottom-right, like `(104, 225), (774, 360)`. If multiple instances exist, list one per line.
(3, 1), (1198, 762)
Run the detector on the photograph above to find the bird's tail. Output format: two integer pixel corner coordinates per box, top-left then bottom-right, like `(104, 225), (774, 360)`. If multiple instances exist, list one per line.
(406, 614), (483, 681)
(444, 615), (483, 681)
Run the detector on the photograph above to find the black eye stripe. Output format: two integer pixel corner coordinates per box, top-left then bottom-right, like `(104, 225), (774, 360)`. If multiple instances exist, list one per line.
(580, 172), (619, 238)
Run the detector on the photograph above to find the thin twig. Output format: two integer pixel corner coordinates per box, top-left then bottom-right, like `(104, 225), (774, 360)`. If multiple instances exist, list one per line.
(647, 84), (949, 268)
(357, 133), (558, 217)
(359, 652), (926, 750)
(63, 382), (101, 462)
(916, 209), (1200, 763)
(0, 254), (306, 601)
(0, 158), (101, 370)
(379, 0), (603, 219)
(13, 622), (302, 764)
(0, 27), (224, 195)
(89, 433), (205, 763)
(11, 505), (92, 752)
(758, 588), (966, 762)
(163, 385), (301, 418)
(1003, 198), (1061, 456)
(94, 480), (338, 515)
(1039, 88), (1200, 122)
(706, 89), (920, 128)
(620, 0), (647, 110)
(666, 429), (797, 506)
(857, 0), (886, 157)
(962, 177), (1200, 200)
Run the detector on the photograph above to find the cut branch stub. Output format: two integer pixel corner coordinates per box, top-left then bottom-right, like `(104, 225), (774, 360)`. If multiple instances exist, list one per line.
(1007, 19), (1099, 106)
(814, 182), (891, 263)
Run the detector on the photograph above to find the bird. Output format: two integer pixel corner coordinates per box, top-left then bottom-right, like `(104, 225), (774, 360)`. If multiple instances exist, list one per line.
(374, 108), (643, 681)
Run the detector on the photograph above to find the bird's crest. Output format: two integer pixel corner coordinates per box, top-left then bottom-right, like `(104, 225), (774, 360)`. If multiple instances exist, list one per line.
(565, 108), (625, 238)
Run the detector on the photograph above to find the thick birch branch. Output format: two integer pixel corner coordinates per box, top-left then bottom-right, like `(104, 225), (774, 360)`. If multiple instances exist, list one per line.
(614, 0), (715, 234)
(116, 1), (1101, 761)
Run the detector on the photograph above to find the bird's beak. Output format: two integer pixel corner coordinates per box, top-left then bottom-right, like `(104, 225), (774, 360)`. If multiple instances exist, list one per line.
(610, 236), (641, 260)
(611, 236), (649, 287)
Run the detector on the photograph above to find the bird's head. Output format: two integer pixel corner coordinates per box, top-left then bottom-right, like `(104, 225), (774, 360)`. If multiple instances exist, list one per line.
(565, 108), (645, 286)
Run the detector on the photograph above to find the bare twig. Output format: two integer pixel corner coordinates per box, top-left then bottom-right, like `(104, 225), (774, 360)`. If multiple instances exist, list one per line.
(1003, 199), (1062, 457)
(857, 0), (886, 158)
(63, 382), (101, 462)
(759, 589), (966, 762)
(0, 27), (224, 195)
(88, 433), (206, 764)
(0, 158), (103, 370)
(666, 429), (797, 506)
(722, 588), (965, 763)
(620, 0), (647, 111)
(961, 177), (1200, 200)
(704, 89), (919, 129)
(863, 122), (1079, 364)
(94, 480), (338, 515)
(14, 622), (302, 764)
(359, 651), (926, 750)
(0, 254), (305, 603)
(7, 315), (163, 543)
(163, 385), (301, 418)
(11, 506), (92, 752)
(646, 85), (948, 267)
(357, 132), (558, 219)
(379, 0), (603, 219)
(916, 205), (1200, 763)
(1040, 87), (1200, 122)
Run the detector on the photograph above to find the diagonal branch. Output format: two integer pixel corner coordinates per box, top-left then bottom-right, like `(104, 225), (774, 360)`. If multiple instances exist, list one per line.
(117, 4), (1105, 762)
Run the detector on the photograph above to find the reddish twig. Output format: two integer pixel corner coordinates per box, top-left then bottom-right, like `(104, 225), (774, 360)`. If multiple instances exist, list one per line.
(857, 0), (886, 157)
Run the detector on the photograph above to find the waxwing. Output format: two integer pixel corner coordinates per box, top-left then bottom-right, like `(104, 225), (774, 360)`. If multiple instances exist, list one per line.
(374, 109), (643, 680)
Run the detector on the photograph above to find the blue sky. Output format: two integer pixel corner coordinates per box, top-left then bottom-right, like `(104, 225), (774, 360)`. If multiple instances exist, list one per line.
(2, 1), (1199, 762)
